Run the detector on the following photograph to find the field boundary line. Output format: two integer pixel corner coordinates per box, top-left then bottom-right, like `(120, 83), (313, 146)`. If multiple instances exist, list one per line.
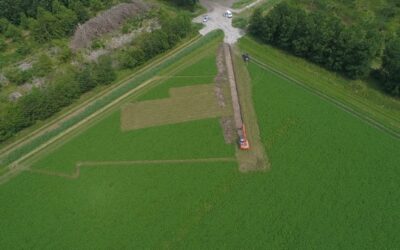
(28, 158), (237, 180)
(0, 35), (202, 158)
(250, 58), (400, 140)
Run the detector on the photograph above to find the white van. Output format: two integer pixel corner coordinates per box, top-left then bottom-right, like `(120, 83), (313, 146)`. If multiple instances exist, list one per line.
(224, 10), (233, 18)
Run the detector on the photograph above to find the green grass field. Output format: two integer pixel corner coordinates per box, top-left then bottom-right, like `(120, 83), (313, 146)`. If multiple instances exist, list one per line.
(0, 34), (399, 248)
(239, 36), (400, 136)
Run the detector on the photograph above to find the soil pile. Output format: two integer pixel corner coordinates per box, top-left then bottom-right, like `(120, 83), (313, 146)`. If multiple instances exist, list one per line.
(70, 0), (150, 51)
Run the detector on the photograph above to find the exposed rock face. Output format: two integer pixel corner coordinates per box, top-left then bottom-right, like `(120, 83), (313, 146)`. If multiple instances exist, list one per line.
(70, 0), (150, 51)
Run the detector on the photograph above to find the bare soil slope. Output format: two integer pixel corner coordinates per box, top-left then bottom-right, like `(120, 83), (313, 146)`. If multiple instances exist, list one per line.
(71, 0), (150, 50)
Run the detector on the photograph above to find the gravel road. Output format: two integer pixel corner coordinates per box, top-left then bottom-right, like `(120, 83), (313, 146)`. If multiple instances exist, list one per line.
(193, 0), (263, 44)
(193, 0), (244, 44)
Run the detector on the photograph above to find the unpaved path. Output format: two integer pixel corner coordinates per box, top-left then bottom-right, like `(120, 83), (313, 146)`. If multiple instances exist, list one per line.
(193, 0), (244, 44)
(224, 44), (243, 129)
(193, 0), (264, 44)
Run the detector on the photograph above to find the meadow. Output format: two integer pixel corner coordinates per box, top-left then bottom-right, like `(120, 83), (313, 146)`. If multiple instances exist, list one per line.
(0, 36), (399, 248)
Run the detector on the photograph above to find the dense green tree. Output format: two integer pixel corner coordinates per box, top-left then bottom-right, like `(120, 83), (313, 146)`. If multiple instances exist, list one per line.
(92, 56), (116, 85)
(248, 3), (382, 79)
(381, 37), (400, 95)
(248, 8), (263, 36)
(0, 18), (10, 34)
(169, 0), (198, 10)
(31, 8), (61, 42)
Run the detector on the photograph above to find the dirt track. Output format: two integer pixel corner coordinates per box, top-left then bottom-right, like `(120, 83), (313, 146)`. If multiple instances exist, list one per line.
(193, 0), (264, 44)
(29, 158), (237, 179)
(193, 0), (244, 44)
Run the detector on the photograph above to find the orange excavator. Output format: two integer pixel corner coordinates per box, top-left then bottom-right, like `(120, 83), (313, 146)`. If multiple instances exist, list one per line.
(238, 125), (250, 150)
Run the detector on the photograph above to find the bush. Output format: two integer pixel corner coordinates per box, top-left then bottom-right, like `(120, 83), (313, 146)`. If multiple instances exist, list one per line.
(4, 68), (33, 85)
(33, 54), (53, 77)
(15, 43), (32, 56)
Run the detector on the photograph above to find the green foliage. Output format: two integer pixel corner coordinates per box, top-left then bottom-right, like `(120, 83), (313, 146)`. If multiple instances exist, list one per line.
(249, 2), (383, 79)
(31, 5), (78, 42)
(33, 54), (53, 77)
(15, 42), (32, 56)
(91, 38), (105, 49)
(168, 0), (198, 10)
(3, 23), (22, 41)
(380, 37), (400, 95)
(0, 37), (6, 52)
(232, 16), (248, 29)
(119, 12), (193, 70)
(4, 67), (33, 85)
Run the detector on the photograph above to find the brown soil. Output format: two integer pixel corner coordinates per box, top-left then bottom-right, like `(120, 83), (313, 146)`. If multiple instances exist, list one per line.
(215, 44), (236, 144)
(70, 0), (150, 51)
(220, 116), (235, 143)
(121, 84), (232, 131)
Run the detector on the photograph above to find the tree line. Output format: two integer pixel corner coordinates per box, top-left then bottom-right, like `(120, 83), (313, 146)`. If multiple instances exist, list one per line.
(249, 2), (400, 96)
(0, 13), (193, 143)
(376, 37), (400, 96)
(168, 0), (198, 10)
(249, 3), (383, 80)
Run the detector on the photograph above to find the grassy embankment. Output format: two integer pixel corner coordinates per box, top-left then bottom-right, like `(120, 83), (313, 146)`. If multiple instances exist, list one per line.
(239, 36), (400, 137)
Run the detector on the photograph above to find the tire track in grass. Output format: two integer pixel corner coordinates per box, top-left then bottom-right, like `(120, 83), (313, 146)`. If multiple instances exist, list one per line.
(27, 158), (237, 180)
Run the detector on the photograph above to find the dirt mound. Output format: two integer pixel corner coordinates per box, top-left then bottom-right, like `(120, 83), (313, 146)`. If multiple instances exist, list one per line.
(70, 0), (150, 51)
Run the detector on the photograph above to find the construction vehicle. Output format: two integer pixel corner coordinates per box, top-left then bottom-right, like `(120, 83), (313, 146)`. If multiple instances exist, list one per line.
(242, 53), (250, 63)
(238, 125), (250, 150)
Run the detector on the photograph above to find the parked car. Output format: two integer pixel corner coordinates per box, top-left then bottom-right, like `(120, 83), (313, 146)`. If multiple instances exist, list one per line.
(203, 15), (209, 22)
(224, 10), (233, 18)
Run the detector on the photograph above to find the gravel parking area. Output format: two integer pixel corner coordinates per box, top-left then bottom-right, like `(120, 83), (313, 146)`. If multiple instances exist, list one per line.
(193, 0), (245, 44)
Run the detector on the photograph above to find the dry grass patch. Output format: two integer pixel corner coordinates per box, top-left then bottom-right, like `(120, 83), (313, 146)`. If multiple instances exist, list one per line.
(121, 84), (233, 130)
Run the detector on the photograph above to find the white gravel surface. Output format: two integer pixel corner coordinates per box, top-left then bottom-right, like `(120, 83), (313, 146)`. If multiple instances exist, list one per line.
(193, 0), (262, 44)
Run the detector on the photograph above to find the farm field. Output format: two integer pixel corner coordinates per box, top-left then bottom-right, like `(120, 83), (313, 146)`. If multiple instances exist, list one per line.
(24, 37), (235, 174)
(1, 35), (400, 248)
